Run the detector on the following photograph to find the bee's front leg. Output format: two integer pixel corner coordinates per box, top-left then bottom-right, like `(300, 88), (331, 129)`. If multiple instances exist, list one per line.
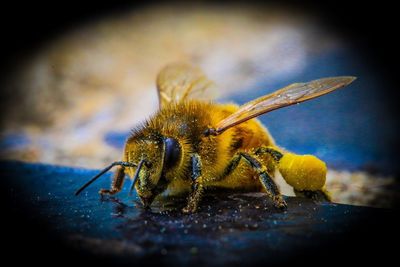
(182, 153), (204, 214)
(99, 166), (126, 195)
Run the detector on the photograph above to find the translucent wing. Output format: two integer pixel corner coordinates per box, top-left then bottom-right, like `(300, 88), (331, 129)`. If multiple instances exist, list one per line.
(207, 76), (356, 136)
(156, 62), (216, 108)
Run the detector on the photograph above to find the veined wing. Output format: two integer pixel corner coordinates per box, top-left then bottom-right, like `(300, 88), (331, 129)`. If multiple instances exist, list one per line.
(207, 76), (356, 135)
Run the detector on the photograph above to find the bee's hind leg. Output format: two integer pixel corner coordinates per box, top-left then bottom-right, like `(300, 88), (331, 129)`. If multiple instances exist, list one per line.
(182, 154), (205, 214)
(255, 146), (331, 203)
(99, 166), (126, 195)
(223, 152), (287, 210)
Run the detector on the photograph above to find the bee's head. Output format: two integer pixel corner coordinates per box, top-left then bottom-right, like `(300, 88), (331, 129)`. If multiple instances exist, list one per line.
(125, 134), (181, 208)
(75, 131), (182, 209)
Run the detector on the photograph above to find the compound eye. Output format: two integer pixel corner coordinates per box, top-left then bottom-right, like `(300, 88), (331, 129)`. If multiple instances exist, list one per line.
(164, 137), (181, 169)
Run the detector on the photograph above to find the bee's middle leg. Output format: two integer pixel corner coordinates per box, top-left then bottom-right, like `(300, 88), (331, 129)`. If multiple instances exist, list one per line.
(99, 166), (126, 195)
(182, 153), (205, 213)
(223, 152), (287, 210)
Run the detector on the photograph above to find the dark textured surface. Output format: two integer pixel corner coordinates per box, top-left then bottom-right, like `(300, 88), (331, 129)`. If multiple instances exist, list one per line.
(2, 160), (398, 266)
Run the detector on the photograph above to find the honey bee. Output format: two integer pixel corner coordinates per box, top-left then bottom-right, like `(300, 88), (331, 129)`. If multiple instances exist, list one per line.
(75, 63), (355, 213)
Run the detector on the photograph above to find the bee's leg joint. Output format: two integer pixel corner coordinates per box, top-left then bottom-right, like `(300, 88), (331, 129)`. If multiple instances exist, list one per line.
(254, 146), (283, 161)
